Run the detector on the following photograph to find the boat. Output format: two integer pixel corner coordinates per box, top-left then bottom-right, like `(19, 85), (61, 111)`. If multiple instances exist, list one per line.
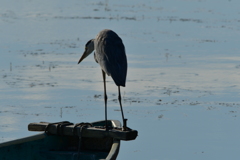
(0, 120), (137, 160)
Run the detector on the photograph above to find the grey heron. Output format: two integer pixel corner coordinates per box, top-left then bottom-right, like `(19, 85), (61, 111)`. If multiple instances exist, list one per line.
(78, 29), (127, 130)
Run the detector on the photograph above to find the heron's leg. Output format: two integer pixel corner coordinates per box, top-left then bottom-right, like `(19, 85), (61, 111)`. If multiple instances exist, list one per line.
(102, 70), (108, 130)
(118, 86), (127, 130)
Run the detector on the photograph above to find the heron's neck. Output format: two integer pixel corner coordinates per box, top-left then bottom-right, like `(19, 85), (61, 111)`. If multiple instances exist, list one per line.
(91, 39), (95, 49)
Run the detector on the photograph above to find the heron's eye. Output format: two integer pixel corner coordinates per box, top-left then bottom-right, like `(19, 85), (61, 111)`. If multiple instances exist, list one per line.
(85, 47), (87, 50)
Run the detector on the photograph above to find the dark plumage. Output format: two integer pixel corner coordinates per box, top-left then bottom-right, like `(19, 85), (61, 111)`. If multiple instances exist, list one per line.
(94, 29), (127, 87)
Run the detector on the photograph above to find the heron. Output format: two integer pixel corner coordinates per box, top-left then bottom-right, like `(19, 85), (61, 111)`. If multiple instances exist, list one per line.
(78, 29), (128, 130)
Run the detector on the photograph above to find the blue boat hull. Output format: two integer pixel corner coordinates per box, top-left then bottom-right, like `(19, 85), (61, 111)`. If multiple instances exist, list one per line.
(0, 120), (121, 160)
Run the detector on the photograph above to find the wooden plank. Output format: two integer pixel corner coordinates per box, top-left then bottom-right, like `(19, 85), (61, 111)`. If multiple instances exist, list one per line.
(28, 122), (138, 141)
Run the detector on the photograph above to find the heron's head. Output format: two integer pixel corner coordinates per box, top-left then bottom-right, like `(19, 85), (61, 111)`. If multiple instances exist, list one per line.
(78, 39), (95, 64)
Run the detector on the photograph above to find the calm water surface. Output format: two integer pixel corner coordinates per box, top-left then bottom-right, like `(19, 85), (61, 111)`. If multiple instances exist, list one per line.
(1, 0), (240, 159)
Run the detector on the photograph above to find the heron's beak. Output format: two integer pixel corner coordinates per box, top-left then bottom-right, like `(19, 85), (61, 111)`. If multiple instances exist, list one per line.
(78, 50), (88, 64)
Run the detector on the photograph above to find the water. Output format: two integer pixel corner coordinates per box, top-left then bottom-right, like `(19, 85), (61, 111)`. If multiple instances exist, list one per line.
(1, 0), (240, 159)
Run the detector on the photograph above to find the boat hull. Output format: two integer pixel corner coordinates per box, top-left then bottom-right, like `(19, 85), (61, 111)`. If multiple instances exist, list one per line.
(0, 120), (121, 160)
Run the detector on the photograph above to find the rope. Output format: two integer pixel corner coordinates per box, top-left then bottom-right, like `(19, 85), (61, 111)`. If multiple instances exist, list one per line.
(72, 123), (93, 160)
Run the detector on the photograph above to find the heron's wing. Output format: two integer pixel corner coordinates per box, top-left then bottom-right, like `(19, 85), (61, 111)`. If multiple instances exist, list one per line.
(95, 36), (127, 87)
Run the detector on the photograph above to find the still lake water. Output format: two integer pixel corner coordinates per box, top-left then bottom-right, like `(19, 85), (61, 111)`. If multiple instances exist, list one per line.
(1, 0), (240, 159)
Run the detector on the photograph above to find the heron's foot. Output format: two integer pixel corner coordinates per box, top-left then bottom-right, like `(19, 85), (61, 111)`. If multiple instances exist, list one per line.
(105, 126), (109, 131)
(122, 119), (128, 131)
